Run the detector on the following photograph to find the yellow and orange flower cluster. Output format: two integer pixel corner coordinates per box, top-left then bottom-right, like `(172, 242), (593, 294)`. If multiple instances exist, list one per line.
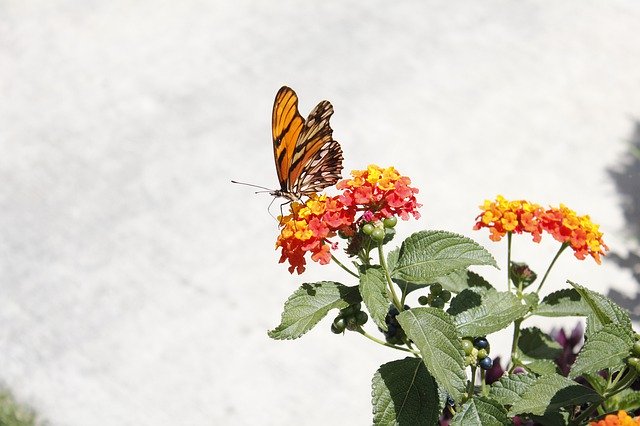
(589, 410), (640, 426)
(276, 165), (420, 274)
(474, 195), (608, 264)
(337, 165), (421, 221)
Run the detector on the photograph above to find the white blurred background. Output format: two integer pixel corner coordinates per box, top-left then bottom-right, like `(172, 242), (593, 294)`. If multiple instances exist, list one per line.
(1, 1), (640, 424)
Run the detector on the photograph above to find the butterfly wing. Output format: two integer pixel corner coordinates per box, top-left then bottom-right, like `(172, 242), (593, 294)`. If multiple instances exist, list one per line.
(272, 87), (305, 194)
(271, 86), (343, 200)
(289, 100), (343, 197)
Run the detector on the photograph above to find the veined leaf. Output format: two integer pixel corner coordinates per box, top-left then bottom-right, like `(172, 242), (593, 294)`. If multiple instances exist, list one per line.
(448, 288), (529, 337)
(508, 374), (601, 416)
(569, 323), (634, 379)
(360, 266), (391, 331)
(489, 373), (537, 406)
(534, 288), (590, 317)
(568, 281), (631, 330)
(396, 308), (467, 401)
(268, 282), (361, 340)
(450, 396), (509, 426)
(393, 231), (497, 283)
(518, 327), (563, 361)
(372, 357), (440, 425)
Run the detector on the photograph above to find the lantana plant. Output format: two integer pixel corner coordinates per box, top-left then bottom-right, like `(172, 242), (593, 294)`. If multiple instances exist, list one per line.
(267, 165), (640, 425)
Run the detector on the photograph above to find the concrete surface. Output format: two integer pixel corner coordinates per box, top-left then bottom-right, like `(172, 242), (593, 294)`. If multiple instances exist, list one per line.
(1, 1), (640, 424)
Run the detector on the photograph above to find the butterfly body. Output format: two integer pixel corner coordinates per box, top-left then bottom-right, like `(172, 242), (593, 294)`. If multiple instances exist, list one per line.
(270, 86), (343, 202)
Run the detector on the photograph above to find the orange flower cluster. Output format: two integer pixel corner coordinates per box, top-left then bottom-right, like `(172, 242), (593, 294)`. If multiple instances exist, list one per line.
(276, 165), (420, 274)
(474, 195), (608, 264)
(473, 195), (544, 242)
(276, 194), (355, 274)
(337, 165), (421, 221)
(589, 410), (640, 426)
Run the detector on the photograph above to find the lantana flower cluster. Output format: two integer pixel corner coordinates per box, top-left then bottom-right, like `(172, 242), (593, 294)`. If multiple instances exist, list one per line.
(276, 165), (420, 274)
(474, 195), (608, 264)
(588, 410), (640, 426)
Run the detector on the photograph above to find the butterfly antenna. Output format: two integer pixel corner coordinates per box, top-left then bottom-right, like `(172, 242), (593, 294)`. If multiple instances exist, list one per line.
(230, 180), (273, 192)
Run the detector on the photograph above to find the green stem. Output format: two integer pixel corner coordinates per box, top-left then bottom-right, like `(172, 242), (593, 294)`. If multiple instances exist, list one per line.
(355, 327), (420, 356)
(330, 254), (359, 279)
(605, 367), (638, 397)
(535, 243), (569, 294)
(572, 403), (601, 426)
(378, 243), (402, 309)
(507, 232), (513, 292)
(508, 318), (523, 373)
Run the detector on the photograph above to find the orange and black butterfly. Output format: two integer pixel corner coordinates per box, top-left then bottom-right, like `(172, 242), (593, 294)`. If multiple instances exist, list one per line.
(233, 86), (343, 203)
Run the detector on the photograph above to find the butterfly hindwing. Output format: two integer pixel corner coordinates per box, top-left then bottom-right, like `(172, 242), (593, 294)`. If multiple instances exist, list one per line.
(271, 86), (343, 201)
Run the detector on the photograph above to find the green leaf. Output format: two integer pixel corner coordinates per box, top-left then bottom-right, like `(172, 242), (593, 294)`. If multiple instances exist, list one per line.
(568, 281), (631, 329)
(569, 323), (635, 379)
(450, 396), (509, 426)
(518, 327), (563, 361)
(617, 390), (640, 411)
(371, 357), (440, 425)
(530, 411), (570, 426)
(393, 231), (497, 283)
(489, 373), (537, 406)
(533, 288), (590, 317)
(508, 374), (601, 416)
(524, 359), (558, 376)
(448, 288), (529, 337)
(360, 266), (391, 331)
(396, 308), (467, 401)
(268, 282), (361, 340)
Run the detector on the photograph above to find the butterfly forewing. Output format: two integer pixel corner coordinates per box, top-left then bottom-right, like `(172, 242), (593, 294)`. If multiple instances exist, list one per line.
(271, 86), (343, 201)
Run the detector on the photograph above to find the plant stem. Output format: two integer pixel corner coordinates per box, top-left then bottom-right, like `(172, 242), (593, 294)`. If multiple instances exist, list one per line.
(507, 232), (512, 292)
(330, 254), (359, 279)
(535, 243), (568, 294)
(508, 318), (523, 373)
(355, 327), (420, 356)
(378, 243), (402, 309)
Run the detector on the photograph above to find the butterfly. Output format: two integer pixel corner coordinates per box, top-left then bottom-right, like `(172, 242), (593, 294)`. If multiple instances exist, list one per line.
(233, 86), (343, 203)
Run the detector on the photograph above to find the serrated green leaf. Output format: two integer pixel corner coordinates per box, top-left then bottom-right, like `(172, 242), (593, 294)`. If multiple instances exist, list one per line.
(360, 267), (391, 331)
(508, 374), (601, 416)
(524, 359), (558, 376)
(522, 292), (539, 311)
(534, 288), (590, 317)
(393, 231), (497, 283)
(489, 373), (537, 406)
(518, 327), (563, 361)
(268, 282), (361, 340)
(448, 288), (529, 336)
(569, 323), (635, 379)
(450, 396), (509, 426)
(396, 308), (467, 401)
(568, 281), (632, 329)
(372, 358), (440, 425)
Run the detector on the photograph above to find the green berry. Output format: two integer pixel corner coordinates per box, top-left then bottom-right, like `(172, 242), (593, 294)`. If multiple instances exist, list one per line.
(633, 341), (640, 356)
(461, 339), (474, 355)
(418, 295), (429, 305)
(331, 317), (346, 334)
(430, 283), (443, 295)
(346, 316), (359, 331)
(628, 357), (640, 368)
(430, 296), (445, 309)
(477, 348), (488, 360)
(371, 228), (385, 242)
(440, 290), (451, 302)
(383, 216), (398, 228)
(362, 223), (374, 235)
(356, 311), (368, 326)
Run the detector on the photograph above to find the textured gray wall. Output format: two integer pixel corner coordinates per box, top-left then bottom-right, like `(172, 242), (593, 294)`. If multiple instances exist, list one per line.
(1, 1), (640, 424)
